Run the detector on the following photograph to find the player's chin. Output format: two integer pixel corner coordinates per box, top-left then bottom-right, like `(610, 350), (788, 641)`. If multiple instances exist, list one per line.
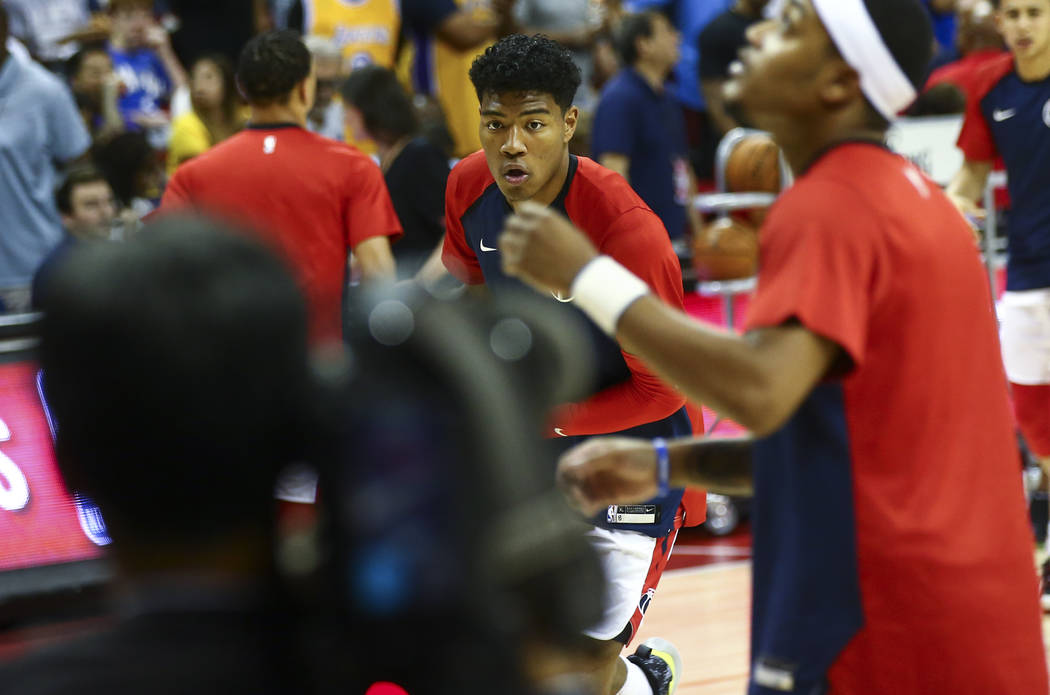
(498, 181), (533, 203)
(724, 95), (757, 131)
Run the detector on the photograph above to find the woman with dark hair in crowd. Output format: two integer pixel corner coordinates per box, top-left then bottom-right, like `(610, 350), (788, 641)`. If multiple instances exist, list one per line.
(341, 65), (450, 278)
(167, 53), (244, 175)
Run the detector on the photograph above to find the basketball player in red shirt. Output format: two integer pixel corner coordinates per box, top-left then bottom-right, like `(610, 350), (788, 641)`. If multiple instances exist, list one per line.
(441, 34), (707, 695)
(161, 30), (402, 346)
(499, 0), (1049, 693)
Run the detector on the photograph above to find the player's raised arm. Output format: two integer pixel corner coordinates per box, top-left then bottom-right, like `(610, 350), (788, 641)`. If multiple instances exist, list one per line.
(499, 202), (842, 436)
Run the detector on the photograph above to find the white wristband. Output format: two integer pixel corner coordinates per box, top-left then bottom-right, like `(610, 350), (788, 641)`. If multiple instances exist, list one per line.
(570, 256), (650, 335)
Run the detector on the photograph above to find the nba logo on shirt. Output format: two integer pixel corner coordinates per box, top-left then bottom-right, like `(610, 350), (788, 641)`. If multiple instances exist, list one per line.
(264, 136), (277, 154)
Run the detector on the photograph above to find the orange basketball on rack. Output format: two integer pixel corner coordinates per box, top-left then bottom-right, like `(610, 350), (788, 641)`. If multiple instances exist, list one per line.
(692, 217), (758, 281)
(725, 133), (781, 193)
(724, 133), (782, 226)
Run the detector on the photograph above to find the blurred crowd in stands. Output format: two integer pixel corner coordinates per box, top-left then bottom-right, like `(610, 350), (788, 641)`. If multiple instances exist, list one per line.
(0, 0), (997, 313)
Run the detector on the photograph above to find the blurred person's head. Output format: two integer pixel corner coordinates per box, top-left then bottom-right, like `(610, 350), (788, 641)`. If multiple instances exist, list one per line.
(724, 0), (932, 147)
(237, 30), (315, 125)
(67, 43), (114, 107)
(469, 35), (581, 208)
(38, 215), (311, 569)
(957, 0), (1004, 53)
(613, 11), (680, 76)
(993, 0), (1050, 64)
(340, 65), (418, 148)
(304, 35), (343, 116)
(109, 0), (154, 50)
(93, 131), (163, 206)
(191, 53), (240, 125)
(56, 167), (117, 239)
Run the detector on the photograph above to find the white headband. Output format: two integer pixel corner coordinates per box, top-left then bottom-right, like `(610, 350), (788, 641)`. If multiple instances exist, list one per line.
(811, 0), (917, 120)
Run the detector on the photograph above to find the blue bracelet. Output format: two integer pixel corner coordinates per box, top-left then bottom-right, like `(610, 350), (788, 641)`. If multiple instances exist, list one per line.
(653, 437), (670, 497)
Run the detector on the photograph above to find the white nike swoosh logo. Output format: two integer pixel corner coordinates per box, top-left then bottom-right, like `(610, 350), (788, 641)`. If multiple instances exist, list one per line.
(993, 108), (1017, 122)
(551, 291), (574, 303)
(554, 428), (567, 437)
(480, 239), (497, 252)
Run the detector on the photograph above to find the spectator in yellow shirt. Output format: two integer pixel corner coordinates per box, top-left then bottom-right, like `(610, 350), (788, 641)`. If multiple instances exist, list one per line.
(167, 54), (245, 175)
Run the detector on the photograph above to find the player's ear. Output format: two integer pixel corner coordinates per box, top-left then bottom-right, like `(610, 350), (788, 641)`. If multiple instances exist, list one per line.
(818, 60), (859, 111)
(563, 106), (579, 144)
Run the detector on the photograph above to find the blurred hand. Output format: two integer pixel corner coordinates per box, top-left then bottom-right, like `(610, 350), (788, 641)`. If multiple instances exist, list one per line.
(499, 201), (599, 296)
(145, 24), (172, 51)
(947, 191), (986, 222)
(946, 192), (986, 244)
(130, 110), (170, 129)
(556, 437), (658, 516)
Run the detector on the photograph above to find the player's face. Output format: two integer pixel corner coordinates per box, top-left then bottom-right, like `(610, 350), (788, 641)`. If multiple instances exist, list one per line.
(723, 0), (838, 131)
(479, 91), (579, 208)
(997, 0), (1050, 61)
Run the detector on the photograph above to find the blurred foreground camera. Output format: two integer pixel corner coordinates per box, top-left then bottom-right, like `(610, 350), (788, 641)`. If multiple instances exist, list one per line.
(286, 286), (607, 694)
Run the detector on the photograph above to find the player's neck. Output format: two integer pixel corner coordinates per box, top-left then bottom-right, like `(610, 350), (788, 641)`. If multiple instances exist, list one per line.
(1014, 46), (1050, 81)
(769, 111), (884, 174)
(250, 103), (307, 128)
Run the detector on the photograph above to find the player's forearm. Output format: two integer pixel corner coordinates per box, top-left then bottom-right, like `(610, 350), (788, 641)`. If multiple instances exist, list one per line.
(946, 160), (992, 205)
(354, 237), (397, 282)
(613, 296), (796, 436)
(669, 436), (753, 496)
(551, 380), (686, 437)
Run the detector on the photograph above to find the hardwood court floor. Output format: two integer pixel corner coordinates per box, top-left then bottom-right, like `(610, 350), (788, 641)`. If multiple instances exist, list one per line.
(632, 562), (1050, 695)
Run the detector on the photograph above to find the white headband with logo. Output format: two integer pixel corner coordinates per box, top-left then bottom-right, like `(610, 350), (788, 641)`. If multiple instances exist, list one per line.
(810, 0), (917, 120)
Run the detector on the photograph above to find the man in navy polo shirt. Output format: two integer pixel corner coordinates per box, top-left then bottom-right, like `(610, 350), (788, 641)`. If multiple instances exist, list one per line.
(591, 11), (699, 242)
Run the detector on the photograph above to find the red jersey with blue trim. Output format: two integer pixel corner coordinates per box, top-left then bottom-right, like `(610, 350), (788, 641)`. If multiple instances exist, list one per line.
(161, 124), (403, 343)
(443, 152), (704, 536)
(957, 53), (1050, 290)
(743, 143), (1047, 694)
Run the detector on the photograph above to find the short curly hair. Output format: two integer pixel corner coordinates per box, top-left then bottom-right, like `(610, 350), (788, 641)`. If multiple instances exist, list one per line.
(237, 30), (312, 106)
(469, 34), (581, 112)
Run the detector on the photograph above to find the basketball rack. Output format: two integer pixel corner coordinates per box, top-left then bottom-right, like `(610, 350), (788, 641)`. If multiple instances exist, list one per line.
(689, 129), (792, 441)
(692, 129), (793, 330)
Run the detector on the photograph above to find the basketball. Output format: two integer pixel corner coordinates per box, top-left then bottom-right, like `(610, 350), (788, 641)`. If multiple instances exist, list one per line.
(724, 133), (782, 194)
(692, 217), (758, 281)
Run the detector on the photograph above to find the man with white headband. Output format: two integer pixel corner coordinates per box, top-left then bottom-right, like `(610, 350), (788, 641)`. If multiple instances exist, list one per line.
(497, 0), (1050, 692)
(945, 0), (1050, 609)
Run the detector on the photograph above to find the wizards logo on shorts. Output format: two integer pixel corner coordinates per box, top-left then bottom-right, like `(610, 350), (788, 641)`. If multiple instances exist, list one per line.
(639, 587), (656, 615)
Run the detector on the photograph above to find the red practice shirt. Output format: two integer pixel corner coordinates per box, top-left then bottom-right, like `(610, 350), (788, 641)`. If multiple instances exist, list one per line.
(442, 152), (705, 533)
(162, 124), (402, 343)
(743, 142), (1047, 693)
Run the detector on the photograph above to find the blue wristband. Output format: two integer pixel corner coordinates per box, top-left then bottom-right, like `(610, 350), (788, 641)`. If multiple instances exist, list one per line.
(653, 437), (669, 497)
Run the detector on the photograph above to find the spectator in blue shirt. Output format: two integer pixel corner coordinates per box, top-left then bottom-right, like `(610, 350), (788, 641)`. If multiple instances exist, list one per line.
(107, 0), (186, 142)
(0, 1), (92, 312)
(592, 10), (700, 243)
